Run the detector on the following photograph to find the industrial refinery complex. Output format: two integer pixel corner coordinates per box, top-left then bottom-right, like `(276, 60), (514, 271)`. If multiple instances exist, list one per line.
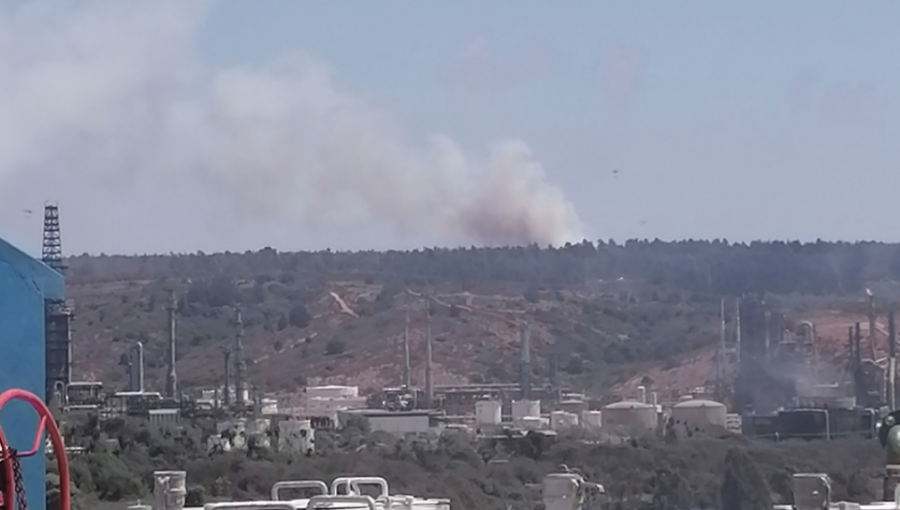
(0, 205), (894, 460)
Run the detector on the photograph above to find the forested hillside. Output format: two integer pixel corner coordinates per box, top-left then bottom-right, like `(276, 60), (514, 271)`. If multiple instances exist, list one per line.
(63, 240), (899, 395)
(68, 240), (897, 296)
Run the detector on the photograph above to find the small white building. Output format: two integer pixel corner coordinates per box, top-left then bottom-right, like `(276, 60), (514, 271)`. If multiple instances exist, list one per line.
(307, 385), (359, 399)
(550, 411), (579, 431)
(207, 417), (272, 453)
(148, 409), (179, 428)
(260, 398), (279, 415)
(277, 419), (315, 455)
(305, 385), (367, 424)
(340, 410), (445, 435)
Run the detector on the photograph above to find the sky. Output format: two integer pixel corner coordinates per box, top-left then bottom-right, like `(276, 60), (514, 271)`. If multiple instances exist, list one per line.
(1, 1), (899, 256)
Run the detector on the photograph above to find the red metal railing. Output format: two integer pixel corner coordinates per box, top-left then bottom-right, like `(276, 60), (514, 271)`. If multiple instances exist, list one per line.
(0, 389), (70, 510)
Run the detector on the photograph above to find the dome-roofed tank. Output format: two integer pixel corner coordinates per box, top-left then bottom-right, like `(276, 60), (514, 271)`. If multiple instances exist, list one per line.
(671, 398), (727, 431)
(602, 400), (656, 436)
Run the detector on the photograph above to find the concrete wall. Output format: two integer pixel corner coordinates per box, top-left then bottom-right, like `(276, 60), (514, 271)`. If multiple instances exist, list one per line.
(0, 236), (65, 510)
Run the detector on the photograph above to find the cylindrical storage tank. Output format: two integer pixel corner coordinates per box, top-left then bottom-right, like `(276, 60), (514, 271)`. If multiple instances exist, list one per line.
(550, 411), (579, 431)
(558, 399), (587, 415)
(153, 471), (186, 510)
(671, 399), (727, 431)
(512, 399), (541, 421)
(582, 411), (602, 429)
(475, 400), (502, 426)
(602, 401), (656, 436)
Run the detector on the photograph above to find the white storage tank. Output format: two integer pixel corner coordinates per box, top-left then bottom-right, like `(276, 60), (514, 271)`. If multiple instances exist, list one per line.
(671, 399), (727, 431)
(475, 400), (502, 426)
(550, 411), (579, 431)
(582, 411), (602, 430)
(602, 400), (656, 436)
(512, 399), (541, 421)
(558, 399), (588, 415)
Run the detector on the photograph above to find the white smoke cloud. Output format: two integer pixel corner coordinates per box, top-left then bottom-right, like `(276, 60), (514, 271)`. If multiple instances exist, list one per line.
(0, 0), (585, 249)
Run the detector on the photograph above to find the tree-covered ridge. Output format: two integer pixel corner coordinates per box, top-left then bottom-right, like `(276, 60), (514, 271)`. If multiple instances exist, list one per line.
(69, 239), (899, 296)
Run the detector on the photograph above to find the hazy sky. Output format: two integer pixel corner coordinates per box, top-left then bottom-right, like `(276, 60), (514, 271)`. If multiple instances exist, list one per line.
(1, 1), (899, 256)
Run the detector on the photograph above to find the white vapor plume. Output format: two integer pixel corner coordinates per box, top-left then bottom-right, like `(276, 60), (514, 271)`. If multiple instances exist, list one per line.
(0, 1), (584, 248)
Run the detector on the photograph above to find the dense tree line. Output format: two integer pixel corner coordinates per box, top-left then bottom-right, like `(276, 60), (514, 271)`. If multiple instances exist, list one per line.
(67, 240), (900, 296)
(52, 412), (885, 510)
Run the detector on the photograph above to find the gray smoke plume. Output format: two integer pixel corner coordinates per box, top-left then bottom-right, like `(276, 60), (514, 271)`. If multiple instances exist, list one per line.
(0, 1), (585, 248)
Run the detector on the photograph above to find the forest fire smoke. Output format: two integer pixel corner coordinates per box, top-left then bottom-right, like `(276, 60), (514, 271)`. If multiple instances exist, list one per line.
(0, 1), (584, 248)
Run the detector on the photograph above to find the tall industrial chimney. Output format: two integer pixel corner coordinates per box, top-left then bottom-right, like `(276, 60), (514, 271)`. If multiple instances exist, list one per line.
(520, 324), (532, 400)
(868, 290), (878, 360)
(424, 296), (434, 409)
(403, 304), (411, 389)
(735, 298), (742, 365)
(716, 298), (725, 401)
(222, 347), (231, 408)
(847, 326), (855, 372)
(889, 311), (897, 409)
(234, 307), (246, 407)
(128, 341), (145, 393)
(165, 290), (177, 398)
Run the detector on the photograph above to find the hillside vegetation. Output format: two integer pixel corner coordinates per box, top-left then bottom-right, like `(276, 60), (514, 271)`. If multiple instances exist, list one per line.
(64, 241), (900, 396)
(58, 413), (886, 510)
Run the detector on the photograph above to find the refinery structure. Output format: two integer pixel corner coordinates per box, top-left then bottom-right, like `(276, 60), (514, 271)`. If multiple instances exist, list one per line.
(3, 204), (899, 449)
(6, 204), (900, 510)
(7, 204), (900, 510)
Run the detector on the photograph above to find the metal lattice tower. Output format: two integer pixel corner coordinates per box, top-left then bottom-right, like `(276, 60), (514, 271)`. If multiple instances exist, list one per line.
(41, 203), (65, 274)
